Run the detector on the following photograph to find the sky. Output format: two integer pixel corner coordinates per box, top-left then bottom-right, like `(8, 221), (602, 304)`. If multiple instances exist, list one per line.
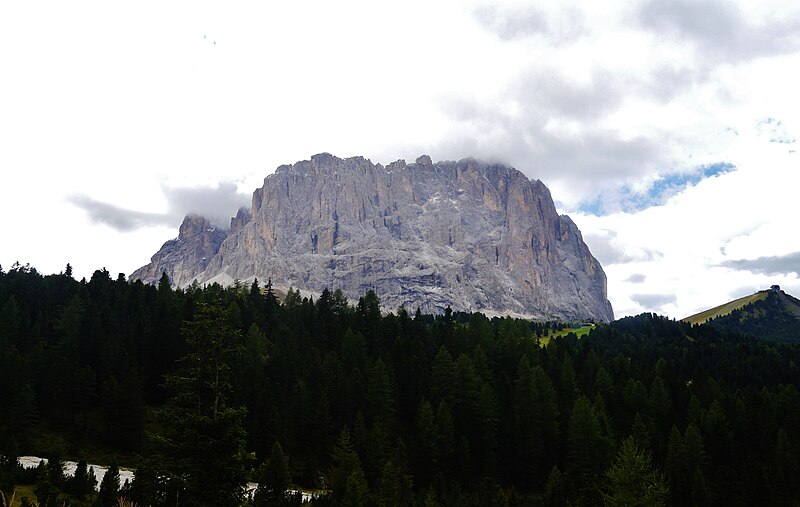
(1, 0), (799, 319)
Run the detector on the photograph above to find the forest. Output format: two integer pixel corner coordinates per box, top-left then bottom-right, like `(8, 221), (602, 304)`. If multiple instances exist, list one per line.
(0, 262), (799, 506)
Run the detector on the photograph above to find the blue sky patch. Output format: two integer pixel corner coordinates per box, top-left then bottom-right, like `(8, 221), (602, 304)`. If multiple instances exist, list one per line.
(578, 162), (735, 216)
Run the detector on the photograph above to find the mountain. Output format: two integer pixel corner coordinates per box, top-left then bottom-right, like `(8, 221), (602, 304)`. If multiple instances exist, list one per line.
(683, 285), (800, 343)
(131, 154), (614, 322)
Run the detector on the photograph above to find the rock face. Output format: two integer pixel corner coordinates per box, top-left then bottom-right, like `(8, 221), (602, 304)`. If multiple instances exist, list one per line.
(129, 214), (227, 287)
(131, 154), (614, 322)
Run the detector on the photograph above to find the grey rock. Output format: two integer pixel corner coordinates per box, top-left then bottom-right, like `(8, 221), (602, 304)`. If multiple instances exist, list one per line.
(129, 214), (228, 287)
(131, 154), (614, 322)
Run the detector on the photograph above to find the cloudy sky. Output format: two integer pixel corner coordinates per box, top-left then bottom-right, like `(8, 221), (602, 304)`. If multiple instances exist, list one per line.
(2, 0), (799, 319)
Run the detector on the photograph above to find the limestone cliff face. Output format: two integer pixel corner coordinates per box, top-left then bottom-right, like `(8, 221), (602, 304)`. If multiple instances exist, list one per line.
(131, 154), (614, 322)
(129, 214), (228, 288)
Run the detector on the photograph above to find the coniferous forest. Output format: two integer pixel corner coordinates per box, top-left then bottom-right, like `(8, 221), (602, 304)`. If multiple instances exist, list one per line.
(1, 263), (799, 506)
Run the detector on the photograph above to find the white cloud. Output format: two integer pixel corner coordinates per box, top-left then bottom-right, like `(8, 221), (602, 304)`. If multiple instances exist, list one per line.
(573, 146), (800, 318)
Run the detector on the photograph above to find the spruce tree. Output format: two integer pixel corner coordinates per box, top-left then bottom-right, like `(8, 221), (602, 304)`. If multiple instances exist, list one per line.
(146, 300), (249, 506)
(95, 461), (120, 507)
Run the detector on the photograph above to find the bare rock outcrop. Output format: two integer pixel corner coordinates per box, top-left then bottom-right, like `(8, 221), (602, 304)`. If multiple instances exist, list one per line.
(131, 154), (614, 322)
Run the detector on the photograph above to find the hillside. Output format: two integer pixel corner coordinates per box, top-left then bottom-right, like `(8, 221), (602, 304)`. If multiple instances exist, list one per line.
(684, 286), (800, 343)
(683, 291), (769, 325)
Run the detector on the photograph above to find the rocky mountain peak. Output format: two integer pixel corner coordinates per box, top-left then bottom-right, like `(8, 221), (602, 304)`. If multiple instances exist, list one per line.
(178, 214), (216, 239)
(132, 154), (614, 322)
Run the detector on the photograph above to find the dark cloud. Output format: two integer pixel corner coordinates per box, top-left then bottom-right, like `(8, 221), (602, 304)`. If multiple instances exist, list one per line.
(472, 4), (586, 43)
(639, 0), (800, 63)
(626, 273), (647, 284)
(510, 67), (625, 120)
(68, 195), (172, 232)
(70, 182), (250, 232)
(721, 252), (800, 276)
(631, 293), (677, 310)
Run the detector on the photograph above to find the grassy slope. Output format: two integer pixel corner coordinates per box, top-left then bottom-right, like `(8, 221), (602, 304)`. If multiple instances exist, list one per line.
(682, 291), (768, 325)
(539, 325), (595, 346)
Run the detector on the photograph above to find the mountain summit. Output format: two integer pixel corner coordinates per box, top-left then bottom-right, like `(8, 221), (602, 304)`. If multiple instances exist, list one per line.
(131, 154), (614, 322)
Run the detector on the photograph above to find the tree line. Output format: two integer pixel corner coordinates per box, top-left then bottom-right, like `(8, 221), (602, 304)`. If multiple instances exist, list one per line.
(0, 262), (799, 505)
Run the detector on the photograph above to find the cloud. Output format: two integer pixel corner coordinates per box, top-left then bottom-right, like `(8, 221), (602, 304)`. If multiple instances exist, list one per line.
(472, 3), (586, 43)
(580, 162), (735, 215)
(70, 182), (249, 232)
(436, 66), (670, 203)
(630, 292), (677, 310)
(638, 0), (800, 63)
(626, 273), (646, 284)
(67, 196), (172, 232)
(163, 182), (250, 229)
(442, 1), (800, 218)
(721, 252), (800, 276)
(757, 118), (796, 145)
(582, 230), (663, 266)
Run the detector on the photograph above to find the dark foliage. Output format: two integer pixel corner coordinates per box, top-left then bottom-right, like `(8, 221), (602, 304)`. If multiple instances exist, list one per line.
(706, 290), (800, 343)
(1, 266), (799, 505)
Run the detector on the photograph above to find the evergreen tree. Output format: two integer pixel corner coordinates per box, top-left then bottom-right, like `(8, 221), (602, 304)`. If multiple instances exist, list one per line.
(343, 467), (370, 507)
(146, 300), (249, 506)
(0, 437), (18, 498)
(329, 427), (368, 505)
(66, 459), (97, 498)
(629, 413), (650, 452)
(95, 461), (120, 507)
(770, 428), (799, 504)
(414, 400), (437, 488)
(35, 455), (64, 506)
(543, 465), (567, 507)
(567, 396), (605, 500)
(602, 436), (668, 507)
(665, 425), (687, 503)
(376, 444), (414, 507)
(254, 442), (292, 506)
